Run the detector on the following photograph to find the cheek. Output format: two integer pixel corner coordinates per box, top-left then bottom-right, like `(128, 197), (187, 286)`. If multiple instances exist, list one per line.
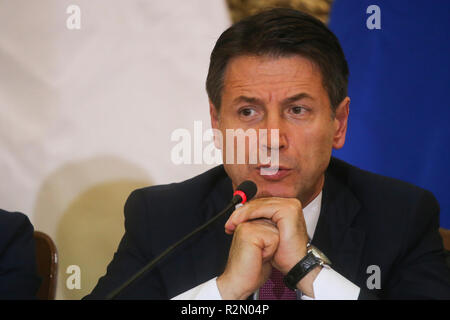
(291, 124), (334, 164)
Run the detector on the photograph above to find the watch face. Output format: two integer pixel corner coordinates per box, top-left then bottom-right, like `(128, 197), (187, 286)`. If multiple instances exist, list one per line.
(308, 245), (332, 265)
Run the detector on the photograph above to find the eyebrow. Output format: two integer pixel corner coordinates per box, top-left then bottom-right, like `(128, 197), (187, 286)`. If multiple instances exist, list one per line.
(281, 93), (314, 104)
(231, 93), (314, 106)
(231, 96), (264, 106)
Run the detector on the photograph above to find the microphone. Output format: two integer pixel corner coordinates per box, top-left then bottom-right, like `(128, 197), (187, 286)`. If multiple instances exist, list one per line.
(106, 180), (257, 299)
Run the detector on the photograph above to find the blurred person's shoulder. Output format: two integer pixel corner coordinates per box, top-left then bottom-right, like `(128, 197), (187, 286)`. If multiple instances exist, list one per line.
(0, 209), (35, 242)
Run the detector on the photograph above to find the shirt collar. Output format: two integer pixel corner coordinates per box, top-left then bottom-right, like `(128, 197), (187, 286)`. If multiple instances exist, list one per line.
(303, 191), (322, 240)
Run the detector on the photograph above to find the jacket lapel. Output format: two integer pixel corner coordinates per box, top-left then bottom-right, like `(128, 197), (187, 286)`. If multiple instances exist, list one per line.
(311, 163), (366, 283)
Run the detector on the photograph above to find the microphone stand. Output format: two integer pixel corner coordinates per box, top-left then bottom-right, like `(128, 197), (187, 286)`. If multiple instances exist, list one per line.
(106, 198), (240, 300)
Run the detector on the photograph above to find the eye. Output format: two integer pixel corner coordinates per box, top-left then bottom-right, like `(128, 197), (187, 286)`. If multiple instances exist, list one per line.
(291, 106), (304, 114)
(288, 105), (309, 117)
(238, 107), (256, 117)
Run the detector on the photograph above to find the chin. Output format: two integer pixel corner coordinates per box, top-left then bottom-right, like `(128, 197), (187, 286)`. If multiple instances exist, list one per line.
(254, 181), (298, 199)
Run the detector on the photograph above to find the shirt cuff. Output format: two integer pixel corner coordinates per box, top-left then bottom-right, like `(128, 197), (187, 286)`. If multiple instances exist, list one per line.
(301, 267), (360, 300)
(171, 277), (223, 300)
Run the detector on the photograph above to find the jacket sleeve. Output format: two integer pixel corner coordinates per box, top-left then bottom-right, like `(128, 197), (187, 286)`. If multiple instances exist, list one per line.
(85, 189), (167, 299)
(383, 190), (450, 299)
(0, 210), (41, 299)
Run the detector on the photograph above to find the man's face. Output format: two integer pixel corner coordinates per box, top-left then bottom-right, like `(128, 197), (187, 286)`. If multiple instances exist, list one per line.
(210, 55), (349, 205)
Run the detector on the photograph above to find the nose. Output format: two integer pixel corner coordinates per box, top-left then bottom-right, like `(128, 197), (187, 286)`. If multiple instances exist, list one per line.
(259, 111), (288, 152)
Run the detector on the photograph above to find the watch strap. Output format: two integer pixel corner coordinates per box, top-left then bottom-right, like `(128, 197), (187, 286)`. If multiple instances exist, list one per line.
(283, 251), (320, 291)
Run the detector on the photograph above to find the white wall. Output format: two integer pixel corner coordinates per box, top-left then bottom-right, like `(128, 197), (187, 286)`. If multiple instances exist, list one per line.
(0, 0), (230, 299)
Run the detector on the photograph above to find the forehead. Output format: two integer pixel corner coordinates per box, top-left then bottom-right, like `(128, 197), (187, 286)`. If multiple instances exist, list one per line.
(222, 55), (326, 100)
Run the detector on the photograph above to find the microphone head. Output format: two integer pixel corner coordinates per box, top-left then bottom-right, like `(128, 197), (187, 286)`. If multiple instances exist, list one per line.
(233, 180), (257, 204)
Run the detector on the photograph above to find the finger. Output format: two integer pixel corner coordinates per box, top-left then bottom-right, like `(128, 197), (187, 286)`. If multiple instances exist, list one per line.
(225, 199), (289, 232)
(225, 199), (274, 231)
(225, 218), (276, 235)
(246, 220), (279, 259)
(224, 205), (246, 234)
(249, 218), (278, 229)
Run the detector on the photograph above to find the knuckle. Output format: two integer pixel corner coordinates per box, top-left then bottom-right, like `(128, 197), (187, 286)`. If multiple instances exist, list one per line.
(269, 231), (279, 244)
(235, 221), (250, 234)
(289, 198), (302, 211)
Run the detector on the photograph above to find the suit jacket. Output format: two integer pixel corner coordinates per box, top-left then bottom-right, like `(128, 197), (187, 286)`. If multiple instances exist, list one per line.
(87, 157), (450, 299)
(0, 209), (41, 299)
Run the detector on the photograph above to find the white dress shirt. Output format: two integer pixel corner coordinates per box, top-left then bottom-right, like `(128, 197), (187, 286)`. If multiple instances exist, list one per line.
(172, 191), (360, 300)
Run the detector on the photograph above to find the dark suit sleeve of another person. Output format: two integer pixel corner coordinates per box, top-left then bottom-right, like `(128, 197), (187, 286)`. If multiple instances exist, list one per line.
(85, 190), (168, 299)
(0, 210), (41, 299)
(360, 190), (450, 299)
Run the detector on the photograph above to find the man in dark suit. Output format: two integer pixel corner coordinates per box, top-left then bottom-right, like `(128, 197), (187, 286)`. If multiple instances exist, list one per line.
(0, 209), (41, 299)
(87, 8), (450, 299)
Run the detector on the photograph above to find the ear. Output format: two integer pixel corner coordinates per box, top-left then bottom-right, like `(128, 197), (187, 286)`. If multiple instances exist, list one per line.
(332, 97), (350, 150)
(209, 100), (219, 129)
(209, 100), (222, 149)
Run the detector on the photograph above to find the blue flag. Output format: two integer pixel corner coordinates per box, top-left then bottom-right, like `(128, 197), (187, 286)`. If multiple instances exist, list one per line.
(329, 0), (450, 228)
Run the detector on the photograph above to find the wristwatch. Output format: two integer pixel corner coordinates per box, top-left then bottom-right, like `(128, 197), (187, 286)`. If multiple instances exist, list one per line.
(283, 243), (331, 291)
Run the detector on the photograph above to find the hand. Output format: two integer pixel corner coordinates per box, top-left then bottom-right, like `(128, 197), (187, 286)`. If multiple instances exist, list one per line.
(224, 197), (309, 275)
(217, 219), (279, 300)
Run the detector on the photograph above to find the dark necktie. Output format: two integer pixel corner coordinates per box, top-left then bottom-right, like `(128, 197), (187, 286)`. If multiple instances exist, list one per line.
(258, 268), (298, 300)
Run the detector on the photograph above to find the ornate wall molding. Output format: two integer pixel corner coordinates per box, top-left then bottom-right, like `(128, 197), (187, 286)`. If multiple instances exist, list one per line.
(226, 0), (333, 24)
